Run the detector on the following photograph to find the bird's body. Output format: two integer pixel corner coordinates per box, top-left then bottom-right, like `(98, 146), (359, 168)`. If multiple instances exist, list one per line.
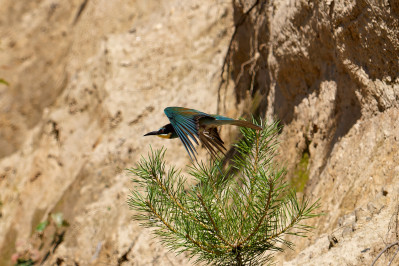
(144, 107), (261, 161)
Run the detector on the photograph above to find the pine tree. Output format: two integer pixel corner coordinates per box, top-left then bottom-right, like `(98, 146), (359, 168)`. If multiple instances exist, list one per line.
(128, 119), (320, 265)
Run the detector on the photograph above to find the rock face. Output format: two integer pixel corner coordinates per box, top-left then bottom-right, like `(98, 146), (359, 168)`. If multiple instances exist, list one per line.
(0, 1), (231, 265)
(226, 0), (399, 264)
(0, 0), (398, 265)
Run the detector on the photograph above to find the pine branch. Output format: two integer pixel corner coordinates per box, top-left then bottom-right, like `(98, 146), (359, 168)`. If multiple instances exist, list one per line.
(238, 175), (273, 247)
(197, 193), (234, 248)
(128, 119), (320, 265)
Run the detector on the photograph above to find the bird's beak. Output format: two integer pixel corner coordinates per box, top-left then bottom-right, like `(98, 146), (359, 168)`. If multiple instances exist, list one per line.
(144, 130), (159, 136)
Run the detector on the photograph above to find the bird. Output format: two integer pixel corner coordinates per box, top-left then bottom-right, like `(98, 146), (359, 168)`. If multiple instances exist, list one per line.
(144, 107), (262, 162)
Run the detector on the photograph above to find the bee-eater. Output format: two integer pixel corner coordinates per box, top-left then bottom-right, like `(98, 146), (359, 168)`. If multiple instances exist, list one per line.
(144, 107), (262, 161)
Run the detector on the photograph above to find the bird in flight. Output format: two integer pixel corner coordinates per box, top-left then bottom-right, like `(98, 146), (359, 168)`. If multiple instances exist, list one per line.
(144, 107), (262, 162)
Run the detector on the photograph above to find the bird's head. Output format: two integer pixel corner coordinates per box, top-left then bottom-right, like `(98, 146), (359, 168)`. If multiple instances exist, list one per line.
(144, 123), (176, 139)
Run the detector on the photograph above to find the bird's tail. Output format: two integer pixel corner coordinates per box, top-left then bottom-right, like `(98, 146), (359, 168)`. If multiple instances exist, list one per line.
(210, 118), (262, 130)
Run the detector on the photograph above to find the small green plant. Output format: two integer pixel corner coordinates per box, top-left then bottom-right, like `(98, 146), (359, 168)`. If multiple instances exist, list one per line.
(15, 258), (34, 266)
(291, 151), (310, 192)
(128, 120), (319, 265)
(35, 221), (49, 233)
(0, 79), (9, 86)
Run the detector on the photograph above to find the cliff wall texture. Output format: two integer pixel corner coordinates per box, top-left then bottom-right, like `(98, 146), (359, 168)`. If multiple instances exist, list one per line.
(0, 0), (398, 265)
(226, 0), (399, 264)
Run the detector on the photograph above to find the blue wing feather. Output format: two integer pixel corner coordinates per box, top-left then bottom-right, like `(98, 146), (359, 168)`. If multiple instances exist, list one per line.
(164, 107), (213, 161)
(178, 123), (199, 145)
(175, 115), (199, 136)
(175, 128), (197, 161)
(163, 107), (260, 161)
(172, 124), (198, 160)
(166, 108), (200, 145)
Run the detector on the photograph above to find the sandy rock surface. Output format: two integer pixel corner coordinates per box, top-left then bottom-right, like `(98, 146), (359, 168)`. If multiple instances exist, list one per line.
(226, 0), (399, 265)
(1, 0), (399, 265)
(0, 0), (231, 265)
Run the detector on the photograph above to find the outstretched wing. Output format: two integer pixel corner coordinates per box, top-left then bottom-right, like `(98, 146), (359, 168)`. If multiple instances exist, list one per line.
(164, 107), (212, 162)
(203, 115), (262, 130)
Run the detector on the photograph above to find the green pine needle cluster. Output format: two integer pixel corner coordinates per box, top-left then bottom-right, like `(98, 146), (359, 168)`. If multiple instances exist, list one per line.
(128, 119), (320, 265)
